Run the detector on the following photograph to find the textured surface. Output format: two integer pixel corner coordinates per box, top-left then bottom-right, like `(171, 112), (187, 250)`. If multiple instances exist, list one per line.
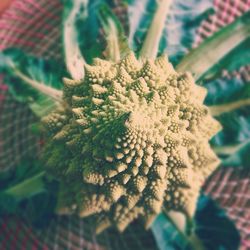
(203, 166), (250, 249)
(0, 0), (63, 60)
(0, 215), (157, 250)
(0, 1), (158, 249)
(195, 0), (250, 82)
(43, 52), (220, 232)
(0, 0), (63, 173)
(0, 0), (250, 249)
(196, 1), (250, 247)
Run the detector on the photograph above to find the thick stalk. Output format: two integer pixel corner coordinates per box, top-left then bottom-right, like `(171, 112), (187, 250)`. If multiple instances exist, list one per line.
(105, 18), (120, 62)
(140, 0), (173, 59)
(14, 68), (63, 102)
(188, 232), (206, 250)
(209, 98), (250, 116)
(63, 0), (87, 80)
(97, 4), (130, 62)
(213, 138), (250, 156)
(4, 172), (45, 200)
(213, 143), (243, 156)
(176, 11), (250, 81)
(166, 210), (187, 234)
(163, 210), (206, 250)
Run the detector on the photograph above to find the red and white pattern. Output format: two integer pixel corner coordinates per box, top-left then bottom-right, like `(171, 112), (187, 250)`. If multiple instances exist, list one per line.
(0, 0), (250, 249)
(0, 215), (157, 250)
(0, 0), (62, 60)
(196, 0), (250, 42)
(195, 0), (250, 82)
(196, 1), (250, 246)
(0, 216), (106, 250)
(203, 167), (250, 249)
(0, 0), (62, 172)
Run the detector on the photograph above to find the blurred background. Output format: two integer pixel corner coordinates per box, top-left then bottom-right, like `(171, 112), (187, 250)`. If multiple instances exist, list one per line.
(0, 0), (249, 249)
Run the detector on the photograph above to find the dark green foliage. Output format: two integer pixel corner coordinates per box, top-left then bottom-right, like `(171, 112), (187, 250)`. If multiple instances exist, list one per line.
(19, 187), (57, 229)
(127, 0), (213, 63)
(63, 0), (128, 63)
(163, 0), (214, 65)
(151, 195), (241, 250)
(0, 158), (42, 190)
(204, 76), (250, 168)
(0, 48), (64, 90)
(205, 77), (250, 149)
(0, 193), (18, 214)
(98, 3), (130, 58)
(0, 49), (65, 117)
(204, 78), (245, 106)
(151, 213), (190, 250)
(0, 158), (58, 228)
(177, 10), (250, 81)
(127, 0), (157, 53)
(205, 38), (250, 80)
(222, 140), (250, 167)
(195, 195), (240, 250)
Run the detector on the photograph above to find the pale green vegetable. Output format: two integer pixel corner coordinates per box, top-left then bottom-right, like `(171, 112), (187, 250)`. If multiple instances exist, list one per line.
(42, 51), (221, 233)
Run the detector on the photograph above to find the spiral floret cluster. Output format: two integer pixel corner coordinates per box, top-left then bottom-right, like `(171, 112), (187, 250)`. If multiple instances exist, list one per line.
(42, 52), (221, 233)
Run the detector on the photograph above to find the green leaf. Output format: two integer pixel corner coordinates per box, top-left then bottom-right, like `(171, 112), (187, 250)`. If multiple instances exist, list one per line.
(227, 81), (250, 101)
(0, 157), (44, 191)
(151, 213), (190, 250)
(177, 10), (250, 82)
(220, 139), (250, 167)
(29, 122), (43, 135)
(205, 77), (250, 148)
(128, 0), (213, 61)
(0, 193), (18, 214)
(63, 0), (112, 65)
(151, 209), (208, 250)
(128, 0), (156, 52)
(4, 171), (45, 200)
(205, 78), (245, 106)
(195, 195), (240, 250)
(0, 157), (46, 216)
(205, 78), (250, 150)
(213, 112), (250, 145)
(20, 191), (57, 229)
(162, 0), (214, 65)
(211, 38), (250, 77)
(97, 3), (129, 62)
(0, 156), (58, 227)
(0, 49), (63, 117)
(152, 195), (241, 250)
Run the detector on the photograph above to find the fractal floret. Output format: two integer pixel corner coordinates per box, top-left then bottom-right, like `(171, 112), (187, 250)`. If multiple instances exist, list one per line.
(42, 51), (221, 233)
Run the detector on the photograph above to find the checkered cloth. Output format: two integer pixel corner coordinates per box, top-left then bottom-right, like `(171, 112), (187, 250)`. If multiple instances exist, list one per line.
(0, 0), (63, 173)
(0, 0), (250, 249)
(203, 167), (250, 250)
(195, 0), (250, 248)
(195, 0), (250, 82)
